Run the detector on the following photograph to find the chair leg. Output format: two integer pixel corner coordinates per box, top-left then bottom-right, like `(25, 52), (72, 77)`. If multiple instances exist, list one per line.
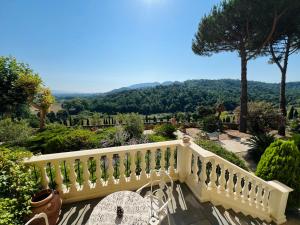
(167, 213), (171, 225)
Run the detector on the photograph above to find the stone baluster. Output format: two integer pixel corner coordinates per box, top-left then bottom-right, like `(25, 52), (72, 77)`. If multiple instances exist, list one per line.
(160, 148), (166, 172)
(82, 157), (91, 191)
(53, 161), (64, 194)
(256, 183), (263, 210)
(150, 149), (157, 179)
(38, 162), (49, 189)
(130, 151), (136, 181)
(68, 159), (77, 194)
(107, 154), (114, 185)
(241, 176), (249, 203)
(169, 147), (175, 177)
(217, 163), (226, 193)
(208, 159), (217, 190)
(140, 151), (147, 181)
(199, 157), (207, 188)
(235, 172), (242, 200)
(118, 152), (126, 184)
(249, 179), (256, 207)
(226, 168), (234, 196)
(192, 154), (199, 183)
(95, 156), (102, 188)
(262, 186), (270, 212)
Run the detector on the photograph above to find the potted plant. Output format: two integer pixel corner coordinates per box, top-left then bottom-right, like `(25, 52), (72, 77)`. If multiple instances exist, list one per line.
(29, 189), (62, 225)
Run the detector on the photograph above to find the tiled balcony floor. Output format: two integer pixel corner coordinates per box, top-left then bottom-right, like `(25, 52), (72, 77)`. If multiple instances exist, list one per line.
(57, 183), (299, 225)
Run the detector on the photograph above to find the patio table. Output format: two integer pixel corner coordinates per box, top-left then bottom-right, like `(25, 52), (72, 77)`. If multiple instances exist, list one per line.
(89, 190), (151, 225)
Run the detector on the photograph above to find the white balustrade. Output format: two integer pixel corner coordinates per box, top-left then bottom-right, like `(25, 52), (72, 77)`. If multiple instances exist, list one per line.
(25, 139), (292, 224)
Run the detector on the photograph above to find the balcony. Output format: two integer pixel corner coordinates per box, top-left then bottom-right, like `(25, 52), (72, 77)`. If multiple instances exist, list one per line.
(25, 138), (293, 225)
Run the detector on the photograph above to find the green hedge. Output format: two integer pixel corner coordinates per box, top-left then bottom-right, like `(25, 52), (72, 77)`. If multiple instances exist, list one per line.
(256, 140), (300, 207)
(196, 139), (248, 171)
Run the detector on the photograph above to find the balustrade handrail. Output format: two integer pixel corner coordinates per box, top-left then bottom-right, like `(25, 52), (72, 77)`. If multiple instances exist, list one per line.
(25, 140), (182, 163)
(187, 142), (275, 190)
(24, 139), (292, 224)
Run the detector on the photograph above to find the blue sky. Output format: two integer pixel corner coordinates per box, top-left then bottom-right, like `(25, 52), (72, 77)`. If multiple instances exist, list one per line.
(0, 0), (299, 93)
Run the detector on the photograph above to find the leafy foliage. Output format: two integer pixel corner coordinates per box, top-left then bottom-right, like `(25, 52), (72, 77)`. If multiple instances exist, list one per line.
(0, 56), (41, 118)
(256, 140), (300, 207)
(196, 139), (248, 171)
(0, 119), (33, 145)
(154, 124), (176, 138)
(23, 124), (116, 154)
(247, 133), (275, 162)
(147, 134), (170, 142)
(234, 101), (279, 134)
(202, 115), (221, 133)
(61, 80), (300, 115)
(123, 113), (144, 139)
(292, 134), (300, 151)
(0, 147), (39, 225)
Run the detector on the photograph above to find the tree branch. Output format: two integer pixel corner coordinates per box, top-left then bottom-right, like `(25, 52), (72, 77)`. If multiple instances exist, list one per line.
(247, 9), (287, 61)
(270, 44), (284, 72)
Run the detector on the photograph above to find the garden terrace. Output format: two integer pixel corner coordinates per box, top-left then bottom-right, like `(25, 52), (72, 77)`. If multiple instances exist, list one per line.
(25, 139), (292, 224)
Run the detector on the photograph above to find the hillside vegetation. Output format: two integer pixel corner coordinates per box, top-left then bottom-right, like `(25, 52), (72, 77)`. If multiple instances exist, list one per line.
(62, 79), (300, 114)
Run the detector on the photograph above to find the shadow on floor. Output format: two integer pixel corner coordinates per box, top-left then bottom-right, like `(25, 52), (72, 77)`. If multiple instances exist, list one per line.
(58, 182), (297, 225)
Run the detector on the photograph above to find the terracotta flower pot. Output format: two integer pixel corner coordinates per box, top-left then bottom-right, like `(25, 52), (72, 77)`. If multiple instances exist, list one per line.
(28, 189), (62, 225)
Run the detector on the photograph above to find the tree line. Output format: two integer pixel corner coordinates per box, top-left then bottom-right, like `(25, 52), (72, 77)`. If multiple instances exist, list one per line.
(61, 79), (300, 115)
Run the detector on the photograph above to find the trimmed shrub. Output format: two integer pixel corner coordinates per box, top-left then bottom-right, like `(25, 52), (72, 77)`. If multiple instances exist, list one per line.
(247, 133), (275, 162)
(196, 139), (248, 170)
(154, 124), (176, 138)
(0, 119), (33, 145)
(256, 140), (300, 207)
(0, 147), (39, 225)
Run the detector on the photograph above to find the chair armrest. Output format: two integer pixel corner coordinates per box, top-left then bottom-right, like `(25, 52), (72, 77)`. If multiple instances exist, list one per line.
(25, 212), (49, 225)
(136, 182), (151, 194)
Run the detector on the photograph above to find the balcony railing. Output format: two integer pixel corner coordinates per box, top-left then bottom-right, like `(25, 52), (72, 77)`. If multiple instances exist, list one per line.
(25, 138), (292, 224)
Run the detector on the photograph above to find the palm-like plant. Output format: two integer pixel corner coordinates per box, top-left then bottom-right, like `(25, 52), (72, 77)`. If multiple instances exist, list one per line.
(247, 133), (275, 162)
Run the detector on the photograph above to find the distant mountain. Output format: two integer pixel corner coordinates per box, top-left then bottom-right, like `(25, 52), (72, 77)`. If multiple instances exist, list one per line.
(52, 90), (95, 98)
(107, 81), (175, 94)
(53, 81), (176, 98)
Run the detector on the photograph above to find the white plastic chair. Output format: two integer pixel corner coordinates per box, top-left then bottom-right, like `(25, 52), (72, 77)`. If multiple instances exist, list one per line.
(136, 170), (174, 225)
(25, 212), (49, 225)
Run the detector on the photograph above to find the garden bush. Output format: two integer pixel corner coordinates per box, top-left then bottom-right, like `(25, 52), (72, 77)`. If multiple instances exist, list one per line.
(196, 139), (248, 170)
(256, 140), (300, 207)
(0, 119), (33, 145)
(292, 134), (300, 150)
(0, 147), (39, 225)
(24, 124), (117, 154)
(154, 124), (176, 138)
(289, 119), (300, 133)
(247, 133), (275, 162)
(234, 102), (279, 134)
(202, 115), (221, 133)
(123, 113), (144, 139)
(147, 134), (170, 142)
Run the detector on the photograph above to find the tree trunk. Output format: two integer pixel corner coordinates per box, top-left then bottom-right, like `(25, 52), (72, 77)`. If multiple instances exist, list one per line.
(278, 71), (287, 136)
(277, 37), (290, 136)
(39, 109), (46, 130)
(239, 52), (248, 133)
